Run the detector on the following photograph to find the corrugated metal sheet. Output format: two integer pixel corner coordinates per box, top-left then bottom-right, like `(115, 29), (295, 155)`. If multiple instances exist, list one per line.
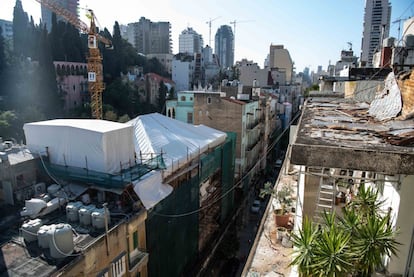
(368, 72), (402, 121)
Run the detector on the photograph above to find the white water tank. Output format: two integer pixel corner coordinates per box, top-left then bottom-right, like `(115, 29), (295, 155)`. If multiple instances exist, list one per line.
(66, 201), (83, 222)
(20, 198), (47, 218)
(78, 205), (95, 226)
(49, 223), (74, 259)
(21, 218), (43, 242)
(91, 208), (110, 229)
(37, 224), (54, 248)
(47, 184), (61, 197)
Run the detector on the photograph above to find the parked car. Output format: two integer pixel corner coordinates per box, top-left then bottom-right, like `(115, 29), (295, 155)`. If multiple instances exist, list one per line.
(275, 159), (283, 168)
(250, 199), (261, 213)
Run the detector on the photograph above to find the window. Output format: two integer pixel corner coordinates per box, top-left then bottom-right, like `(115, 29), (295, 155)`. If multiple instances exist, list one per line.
(180, 96), (186, 101)
(207, 97), (212, 104)
(187, 112), (193, 124)
(132, 231), (138, 249)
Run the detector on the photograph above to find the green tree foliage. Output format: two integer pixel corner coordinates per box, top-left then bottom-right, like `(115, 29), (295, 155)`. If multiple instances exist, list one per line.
(0, 110), (18, 139)
(50, 13), (65, 61)
(157, 81), (167, 113)
(144, 57), (169, 77)
(27, 16), (40, 60)
(104, 79), (143, 118)
(13, 0), (29, 57)
(290, 185), (400, 276)
(35, 26), (62, 118)
(0, 27), (5, 75)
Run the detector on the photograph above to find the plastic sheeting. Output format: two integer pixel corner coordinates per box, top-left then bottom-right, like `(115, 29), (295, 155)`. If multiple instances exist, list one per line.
(127, 113), (227, 177)
(23, 119), (135, 174)
(133, 171), (173, 210)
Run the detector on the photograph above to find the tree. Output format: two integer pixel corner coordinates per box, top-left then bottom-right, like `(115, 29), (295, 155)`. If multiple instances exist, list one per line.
(157, 81), (167, 113)
(290, 185), (400, 276)
(35, 26), (61, 118)
(0, 27), (5, 75)
(12, 0), (29, 57)
(0, 110), (18, 139)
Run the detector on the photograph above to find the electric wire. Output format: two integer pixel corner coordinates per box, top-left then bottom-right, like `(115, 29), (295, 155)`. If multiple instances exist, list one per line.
(152, 111), (301, 218)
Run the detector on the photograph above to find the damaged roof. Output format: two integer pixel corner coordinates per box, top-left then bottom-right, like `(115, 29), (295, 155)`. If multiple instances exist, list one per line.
(291, 71), (414, 175)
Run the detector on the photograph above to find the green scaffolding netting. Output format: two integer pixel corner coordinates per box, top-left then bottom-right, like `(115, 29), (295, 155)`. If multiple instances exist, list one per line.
(146, 133), (236, 277)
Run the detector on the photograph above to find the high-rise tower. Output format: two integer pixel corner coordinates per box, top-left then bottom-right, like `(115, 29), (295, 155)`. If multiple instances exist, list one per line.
(178, 27), (203, 55)
(360, 0), (391, 67)
(125, 17), (171, 55)
(214, 25), (234, 69)
(41, 0), (79, 32)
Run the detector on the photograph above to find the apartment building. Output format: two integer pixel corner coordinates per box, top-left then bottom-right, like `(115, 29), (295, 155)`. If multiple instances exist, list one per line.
(125, 17), (171, 55)
(360, 0), (391, 67)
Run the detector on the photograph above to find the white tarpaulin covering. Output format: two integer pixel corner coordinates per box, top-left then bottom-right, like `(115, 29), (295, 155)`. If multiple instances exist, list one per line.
(127, 113), (227, 176)
(133, 171), (173, 210)
(23, 119), (135, 174)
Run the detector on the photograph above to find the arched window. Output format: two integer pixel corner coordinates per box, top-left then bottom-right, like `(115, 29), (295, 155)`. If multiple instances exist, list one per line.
(56, 64), (62, 75)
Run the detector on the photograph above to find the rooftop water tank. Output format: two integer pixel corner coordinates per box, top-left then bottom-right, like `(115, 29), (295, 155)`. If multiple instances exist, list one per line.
(66, 201), (83, 222)
(49, 223), (74, 259)
(78, 205), (95, 226)
(91, 208), (111, 229)
(37, 224), (54, 248)
(21, 218), (43, 242)
(20, 198), (47, 218)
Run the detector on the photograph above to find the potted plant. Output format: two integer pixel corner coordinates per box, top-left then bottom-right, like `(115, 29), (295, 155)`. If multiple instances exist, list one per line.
(260, 182), (294, 229)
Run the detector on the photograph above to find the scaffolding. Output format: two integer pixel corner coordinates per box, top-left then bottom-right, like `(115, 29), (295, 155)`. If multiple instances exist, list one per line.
(39, 153), (165, 189)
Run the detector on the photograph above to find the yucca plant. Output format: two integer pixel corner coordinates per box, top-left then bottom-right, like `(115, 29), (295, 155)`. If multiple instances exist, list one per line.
(353, 214), (400, 276)
(290, 217), (319, 276)
(290, 184), (400, 277)
(311, 223), (355, 277)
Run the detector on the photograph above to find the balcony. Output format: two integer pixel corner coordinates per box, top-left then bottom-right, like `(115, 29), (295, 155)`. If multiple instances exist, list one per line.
(129, 249), (149, 272)
(246, 119), (260, 130)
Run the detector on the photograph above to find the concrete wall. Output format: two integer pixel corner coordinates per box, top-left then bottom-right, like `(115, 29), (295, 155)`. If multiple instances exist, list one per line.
(389, 174), (414, 275)
(61, 212), (148, 277)
(398, 70), (414, 120)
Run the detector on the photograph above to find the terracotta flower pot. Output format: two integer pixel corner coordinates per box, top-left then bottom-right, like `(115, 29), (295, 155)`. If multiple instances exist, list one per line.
(275, 213), (291, 228)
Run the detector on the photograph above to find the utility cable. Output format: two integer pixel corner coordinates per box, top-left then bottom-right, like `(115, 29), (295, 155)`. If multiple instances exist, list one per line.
(152, 111), (301, 217)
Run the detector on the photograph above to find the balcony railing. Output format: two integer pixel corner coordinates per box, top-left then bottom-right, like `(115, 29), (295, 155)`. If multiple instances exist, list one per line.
(129, 249), (149, 272)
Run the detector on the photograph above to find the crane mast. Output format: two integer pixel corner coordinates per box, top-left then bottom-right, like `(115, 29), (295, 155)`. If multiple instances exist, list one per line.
(35, 0), (111, 119)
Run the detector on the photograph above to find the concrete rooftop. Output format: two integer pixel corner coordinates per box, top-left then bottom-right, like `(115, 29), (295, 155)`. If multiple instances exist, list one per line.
(291, 97), (414, 175)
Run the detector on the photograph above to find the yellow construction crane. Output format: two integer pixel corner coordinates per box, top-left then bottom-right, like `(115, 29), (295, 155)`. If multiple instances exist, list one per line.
(35, 0), (112, 119)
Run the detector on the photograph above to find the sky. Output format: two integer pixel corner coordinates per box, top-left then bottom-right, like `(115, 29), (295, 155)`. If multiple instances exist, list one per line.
(0, 0), (413, 73)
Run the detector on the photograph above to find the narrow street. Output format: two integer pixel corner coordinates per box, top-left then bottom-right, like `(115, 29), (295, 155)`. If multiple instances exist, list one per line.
(203, 168), (279, 277)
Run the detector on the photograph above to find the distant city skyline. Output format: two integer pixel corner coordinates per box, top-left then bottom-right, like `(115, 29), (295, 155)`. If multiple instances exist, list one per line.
(0, 0), (411, 72)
